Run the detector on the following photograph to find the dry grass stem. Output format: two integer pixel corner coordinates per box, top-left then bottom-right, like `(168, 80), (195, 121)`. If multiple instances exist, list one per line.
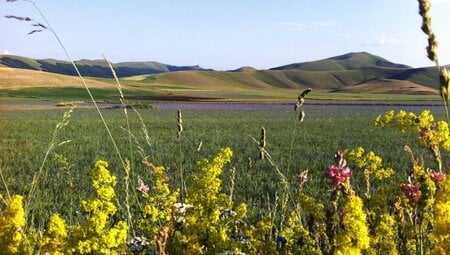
(177, 109), (183, 138)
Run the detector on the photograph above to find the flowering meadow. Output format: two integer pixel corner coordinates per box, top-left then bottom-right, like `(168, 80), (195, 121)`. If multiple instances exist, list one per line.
(3, 0), (450, 254)
(2, 105), (450, 254)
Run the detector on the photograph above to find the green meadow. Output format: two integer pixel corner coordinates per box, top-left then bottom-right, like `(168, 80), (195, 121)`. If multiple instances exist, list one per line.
(1, 104), (445, 226)
(0, 85), (442, 104)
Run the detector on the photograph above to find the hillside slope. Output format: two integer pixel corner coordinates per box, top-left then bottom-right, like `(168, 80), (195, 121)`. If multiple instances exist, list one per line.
(0, 67), (114, 89)
(0, 55), (204, 78)
(330, 79), (438, 95)
(0, 52), (443, 97)
(137, 66), (438, 93)
(271, 52), (410, 71)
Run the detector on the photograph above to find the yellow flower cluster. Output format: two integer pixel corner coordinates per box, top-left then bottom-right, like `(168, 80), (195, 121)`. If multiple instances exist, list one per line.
(40, 214), (67, 255)
(371, 213), (398, 254)
(334, 195), (370, 255)
(279, 211), (321, 255)
(365, 190), (398, 254)
(140, 163), (178, 250)
(346, 147), (394, 180)
(375, 110), (450, 151)
(174, 147), (248, 254)
(245, 216), (277, 254)
(70, 160), (128, 254)
(0, 195), (29, 255)
(374, 110), (418, 131)
(429, 175), (450, 254)
(420, 120), (450, 151)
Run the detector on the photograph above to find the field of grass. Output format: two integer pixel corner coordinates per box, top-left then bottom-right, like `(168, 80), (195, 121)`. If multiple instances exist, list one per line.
(1, 104), (446, 227)
(0, 85), (443, 105)
(0, 87), (161, 102)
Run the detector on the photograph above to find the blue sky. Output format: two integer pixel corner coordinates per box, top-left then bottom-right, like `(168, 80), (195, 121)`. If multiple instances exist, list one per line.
(1, 0), (450, 70)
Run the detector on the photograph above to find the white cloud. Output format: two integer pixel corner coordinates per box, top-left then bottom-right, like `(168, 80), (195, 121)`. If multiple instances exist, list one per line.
(2, 50), (11, 55)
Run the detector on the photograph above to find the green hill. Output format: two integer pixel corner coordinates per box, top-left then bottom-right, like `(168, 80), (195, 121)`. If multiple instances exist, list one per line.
(0, 52), (444, 101)
(271, 52), (410, 71)
(230, 66), (258, 73)
(389, 67), (439, 88)
(0, 55), (205, 78)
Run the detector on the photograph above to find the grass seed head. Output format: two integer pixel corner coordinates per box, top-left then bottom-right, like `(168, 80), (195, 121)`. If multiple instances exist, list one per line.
(259, 127), (266, 148)
(299, 111), (305, 122)
(299, 88), (312, 99)
(440, 68), (450, 101)
(177, 109), (183, 138)
(259, 127), (266, 160)
(418, 0), (440, 62)
(427, 33), (439, 62)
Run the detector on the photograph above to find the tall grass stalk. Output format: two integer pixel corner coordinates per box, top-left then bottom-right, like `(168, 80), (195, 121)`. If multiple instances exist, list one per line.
(176, 109), (187, 202)
(251, 133), (294, 232)
(123, 159), (135, 237)
(24, 0), (127, 171)
(26, 106), (75, 218)
(264, 89), (312, 230)
(103, 56), (134, 167)
(0, 167), (11, 202)
(103, 55), (140, 236)
(287, 89), (311, 174)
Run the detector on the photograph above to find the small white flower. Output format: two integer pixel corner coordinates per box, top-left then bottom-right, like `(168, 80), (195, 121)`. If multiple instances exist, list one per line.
(173, 202), (193, 214)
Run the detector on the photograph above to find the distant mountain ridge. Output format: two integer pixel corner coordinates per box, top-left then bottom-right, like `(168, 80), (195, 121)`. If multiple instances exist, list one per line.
(0, 55), (205, 78)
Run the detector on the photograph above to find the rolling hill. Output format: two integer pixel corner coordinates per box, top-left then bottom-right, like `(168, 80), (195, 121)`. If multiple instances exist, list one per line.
(0, 55), (205, 78)
(0, 52), (443, 101)
(270, 52), (410, 71)
(329, 79), (437, 95)
(0, 67), (114, 89)
(135, 51), (439, 91)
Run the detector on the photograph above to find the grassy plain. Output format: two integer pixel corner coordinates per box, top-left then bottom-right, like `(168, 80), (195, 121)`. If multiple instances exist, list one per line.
(0, 85), (443, 105)
(1, 104), (446, 226)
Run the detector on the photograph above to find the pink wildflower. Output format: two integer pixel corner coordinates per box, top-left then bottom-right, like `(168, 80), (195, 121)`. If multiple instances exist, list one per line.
(401, 177), (421, 203)
(326, 151), (352, 188)
(136, 180), (149, 193)
(326, 165), (352, 187)
(430, 171), (446, 183)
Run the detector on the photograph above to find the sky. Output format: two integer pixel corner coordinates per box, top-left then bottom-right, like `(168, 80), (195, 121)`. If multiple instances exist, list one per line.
(1, 0), (450, 71)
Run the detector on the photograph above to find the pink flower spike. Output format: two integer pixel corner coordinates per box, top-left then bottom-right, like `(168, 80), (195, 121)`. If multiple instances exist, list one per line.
(401, 181), (421, 203)
(325, 165), (352, 188)
(431, 171), (446, 183)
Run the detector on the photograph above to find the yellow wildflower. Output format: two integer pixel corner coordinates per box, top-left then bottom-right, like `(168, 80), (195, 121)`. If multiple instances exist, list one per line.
(70, 160), (128, 254)
(374, 110), (434, 133)
(334, 195), (370, 255)
(40, 214), (67, 255)
(371, 213), (398, 254)
(0, 195), (29, 255)
(429, 175), (450, 253)
(174, 147), (246, 254)
(139, 162), (178, 252)
(346, 147), (394, 180)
